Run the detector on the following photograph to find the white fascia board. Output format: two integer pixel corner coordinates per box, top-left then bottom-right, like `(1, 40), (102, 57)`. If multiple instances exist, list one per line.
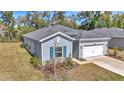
(112, 36), (124, 38)
(59, 32), (76, 41)
(39, 32), (76, 42)
(79, 38), (111, 41)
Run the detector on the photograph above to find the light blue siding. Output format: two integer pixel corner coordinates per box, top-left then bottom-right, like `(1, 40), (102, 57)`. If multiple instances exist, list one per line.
(42, 36), (72, 62)
(23, 37), (42, 62)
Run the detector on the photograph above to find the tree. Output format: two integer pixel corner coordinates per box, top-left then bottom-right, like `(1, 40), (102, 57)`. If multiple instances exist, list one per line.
(64, 14), (78, 29)
(42, 11), (52, 25)
(118, 14), (124, 29)
(30, 12), (47, 29)
(98, 11), (112, 28)
(52, 11), (65, 24)
(17, 16), (28, 26)
(78, 11), (101, 30)
(0, 11), (16, 41)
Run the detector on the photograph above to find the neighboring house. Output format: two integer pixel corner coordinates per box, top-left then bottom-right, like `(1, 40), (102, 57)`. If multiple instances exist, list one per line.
(23, 24), (115, 63)
(90, 28), (124, 49)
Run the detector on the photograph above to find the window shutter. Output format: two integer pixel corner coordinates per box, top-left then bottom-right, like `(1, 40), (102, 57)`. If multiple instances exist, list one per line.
(63, 46), (67, 57)
(50, 47), (54, 59)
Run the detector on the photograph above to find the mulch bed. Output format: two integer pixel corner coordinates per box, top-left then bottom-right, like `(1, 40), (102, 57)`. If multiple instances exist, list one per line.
(40, 62), (79, 80)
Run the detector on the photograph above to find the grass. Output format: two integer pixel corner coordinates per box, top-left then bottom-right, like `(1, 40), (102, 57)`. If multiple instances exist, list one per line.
(0, 43), (42, 80)
(68, 63), (124, 81)
(0, 43), (124, 81)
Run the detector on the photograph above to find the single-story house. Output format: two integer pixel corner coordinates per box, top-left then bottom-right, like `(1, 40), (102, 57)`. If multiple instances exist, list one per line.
(23, 24), (124, 63)
(23, 25), (78, 63)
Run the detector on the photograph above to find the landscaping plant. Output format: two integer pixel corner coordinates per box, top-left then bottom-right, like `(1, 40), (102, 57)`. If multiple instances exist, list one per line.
(66, 54), (73, 66)
(30, 57), (40, 68)
(113, 47), (118, 56)
(20, 43), (24, 48)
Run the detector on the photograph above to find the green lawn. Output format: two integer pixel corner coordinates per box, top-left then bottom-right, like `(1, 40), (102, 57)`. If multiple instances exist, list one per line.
(0, 43), (42, 80)
(0, 43), (124, 81)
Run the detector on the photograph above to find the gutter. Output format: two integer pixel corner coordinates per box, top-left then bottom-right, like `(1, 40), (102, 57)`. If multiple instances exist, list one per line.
(39, 32), (76, 42)
(79, 37), (111, 41)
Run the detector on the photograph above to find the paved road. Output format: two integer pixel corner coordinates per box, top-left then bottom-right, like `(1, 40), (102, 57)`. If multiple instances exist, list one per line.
(86, 56), (124, 76)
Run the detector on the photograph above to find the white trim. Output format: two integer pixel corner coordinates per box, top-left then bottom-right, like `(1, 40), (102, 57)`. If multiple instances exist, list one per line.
(39, 32), (76, 42)
(79, 38), (111, 41)
(112, 36), (124, 38)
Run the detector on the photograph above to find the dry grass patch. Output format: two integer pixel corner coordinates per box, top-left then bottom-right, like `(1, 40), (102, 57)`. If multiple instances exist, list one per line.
(0, 43), (42, 80)
(68, 63), (124, 81)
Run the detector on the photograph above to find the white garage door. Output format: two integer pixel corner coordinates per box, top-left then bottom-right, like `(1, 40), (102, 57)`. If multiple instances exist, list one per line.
(82, 45), (104, 58)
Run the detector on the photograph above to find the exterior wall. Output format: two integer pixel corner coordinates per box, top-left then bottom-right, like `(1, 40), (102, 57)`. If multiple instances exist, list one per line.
(79, 40), (108, 59)
(35, 41), (42, 61)
(23, 37), (35, 55)
(41, 35), (73, 62)
(23, 37), (42, 62)
(108, 37), (124, 49)
(73, 41), (79, 58)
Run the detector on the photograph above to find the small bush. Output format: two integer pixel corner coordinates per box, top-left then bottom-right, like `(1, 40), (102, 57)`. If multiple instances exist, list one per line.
(65, 54), (73, 66)
(20, 43), (24, 48)
(113, 47), (118, 56)
(118, 47), (123, 51)
(45, 60), (50, 66)
(30, 57), (40, 68)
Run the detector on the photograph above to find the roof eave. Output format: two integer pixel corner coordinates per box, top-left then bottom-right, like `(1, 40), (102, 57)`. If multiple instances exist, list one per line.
(39, 32), (76, 42)
(79, 37), (111, 41)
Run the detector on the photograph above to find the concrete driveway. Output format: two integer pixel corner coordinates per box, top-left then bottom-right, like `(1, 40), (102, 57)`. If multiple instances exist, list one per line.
(86, 56), (124, 76)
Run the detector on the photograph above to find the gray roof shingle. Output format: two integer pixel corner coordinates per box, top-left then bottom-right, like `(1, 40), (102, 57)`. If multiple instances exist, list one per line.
(23, 24), (78, 41)
(89, 28), (124, 37)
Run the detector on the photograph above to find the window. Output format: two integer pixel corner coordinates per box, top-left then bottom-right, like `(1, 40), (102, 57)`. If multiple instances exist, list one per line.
(29, 45), (31, 49)
(55, 47), (62, 57)
(26, 43), (28, 47)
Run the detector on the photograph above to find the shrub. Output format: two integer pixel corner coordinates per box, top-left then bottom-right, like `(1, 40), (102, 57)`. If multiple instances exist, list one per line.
(118, 47), (123, 51)
(20, 43), (24, 48)
(30, 57), (40, 68)
(113, 47), (118, 56)
(45, 60), (50, 66)
(65, 54), (73, 66)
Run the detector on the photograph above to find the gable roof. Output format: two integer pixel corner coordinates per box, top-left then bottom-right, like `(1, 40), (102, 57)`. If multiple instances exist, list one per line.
(23, 24), (78, 41)
(75, 30), (107, 40)
(23, 24), (124, 42)
(74, 27), (124, 40)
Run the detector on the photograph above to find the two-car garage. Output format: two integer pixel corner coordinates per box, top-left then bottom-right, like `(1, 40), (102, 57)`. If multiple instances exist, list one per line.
(82, 45), (104, 58)
(77, 38), (110, 59)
